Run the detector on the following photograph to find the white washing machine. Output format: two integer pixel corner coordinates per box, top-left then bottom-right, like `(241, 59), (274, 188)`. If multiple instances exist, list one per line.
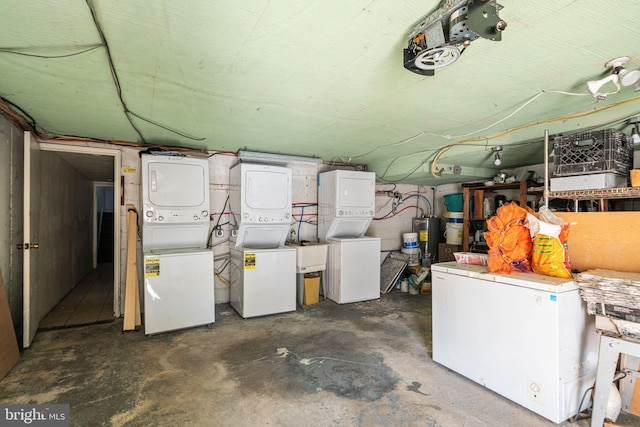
(140, 153), (215, 334)
(143, 249), (214, 335)
(326, 237), (380, 304)
(229, 163), (292, 249)
(141, 154), (210, 251)
(228, 162), (297, 317)
(229, 247), (296, 318)
(317, 170), (375, 241)
(318, 170), (379, 304)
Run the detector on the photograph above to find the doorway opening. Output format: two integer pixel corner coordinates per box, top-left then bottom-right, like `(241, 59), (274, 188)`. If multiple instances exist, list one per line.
(35, 144), (121, 330)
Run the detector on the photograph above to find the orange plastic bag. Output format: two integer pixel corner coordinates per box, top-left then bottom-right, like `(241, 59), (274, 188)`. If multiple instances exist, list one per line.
(484, 202), (533, 274)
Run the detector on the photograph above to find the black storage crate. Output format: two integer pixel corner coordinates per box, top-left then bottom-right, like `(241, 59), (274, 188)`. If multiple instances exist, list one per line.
(553, 129), (633, 177)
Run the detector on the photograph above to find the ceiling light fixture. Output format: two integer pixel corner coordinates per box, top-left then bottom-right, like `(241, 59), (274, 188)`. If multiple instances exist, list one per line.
(492, 145), (503, 166)
(237, 150), (322, 165)
(629, 117), (640, 144)
(587, 56), (640, 100)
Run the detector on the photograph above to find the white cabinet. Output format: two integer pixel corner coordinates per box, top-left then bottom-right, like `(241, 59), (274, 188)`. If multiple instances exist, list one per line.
(431, 262), (599, 423)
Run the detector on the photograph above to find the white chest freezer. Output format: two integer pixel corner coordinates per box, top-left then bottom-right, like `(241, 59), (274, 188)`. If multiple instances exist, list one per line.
(143, 249), (214, 335)
(431, 262), (599, 424)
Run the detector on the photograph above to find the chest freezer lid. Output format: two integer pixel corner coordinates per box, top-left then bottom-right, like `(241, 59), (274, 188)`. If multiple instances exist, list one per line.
(432, 262), (578, 292)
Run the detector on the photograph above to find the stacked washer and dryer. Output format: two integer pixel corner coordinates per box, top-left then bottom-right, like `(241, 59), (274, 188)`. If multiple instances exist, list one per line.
(318, 170), (380, 304)
(140, 154), (215, 335)
(228, 163), (297, 318)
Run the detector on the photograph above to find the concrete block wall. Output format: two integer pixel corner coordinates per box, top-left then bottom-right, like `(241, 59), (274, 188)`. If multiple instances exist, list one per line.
(368, 184), (436, 258)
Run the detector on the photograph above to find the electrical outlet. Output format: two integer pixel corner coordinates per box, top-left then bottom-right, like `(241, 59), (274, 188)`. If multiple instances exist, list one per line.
(214, 228), (224, 238)
(231, 229), (237, 237)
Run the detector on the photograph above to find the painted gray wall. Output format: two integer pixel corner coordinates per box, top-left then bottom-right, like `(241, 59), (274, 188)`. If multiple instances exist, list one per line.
(0, 117), (24, 333)
(0, 115), (94, 338)
(35, 150), (94, 320)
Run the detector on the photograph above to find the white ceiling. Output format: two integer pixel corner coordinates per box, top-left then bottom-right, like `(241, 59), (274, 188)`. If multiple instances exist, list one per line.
(54, 151), (114, 182)
(1, 0), (640, 184)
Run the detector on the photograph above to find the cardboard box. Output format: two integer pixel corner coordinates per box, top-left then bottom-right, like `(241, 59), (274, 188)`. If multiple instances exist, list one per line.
(303, 274), (320, 305)
(407, 265), (422, 275)
(438, 243), (462, 262)
(632, 169), (640, 187)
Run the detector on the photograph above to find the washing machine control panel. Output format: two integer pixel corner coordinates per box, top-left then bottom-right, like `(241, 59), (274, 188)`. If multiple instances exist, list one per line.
(144, 208), (208, 223)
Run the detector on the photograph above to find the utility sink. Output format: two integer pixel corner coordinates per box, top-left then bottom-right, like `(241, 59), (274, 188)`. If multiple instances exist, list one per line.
(287, 242), (329, 273)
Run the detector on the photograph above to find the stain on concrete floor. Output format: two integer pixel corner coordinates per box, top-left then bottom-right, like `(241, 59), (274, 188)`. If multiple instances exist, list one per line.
(0, 291), (625, 426)
(220, 328), (398, 402)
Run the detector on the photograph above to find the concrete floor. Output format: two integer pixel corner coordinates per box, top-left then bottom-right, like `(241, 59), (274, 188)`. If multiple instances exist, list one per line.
(0, 291), (637, 426)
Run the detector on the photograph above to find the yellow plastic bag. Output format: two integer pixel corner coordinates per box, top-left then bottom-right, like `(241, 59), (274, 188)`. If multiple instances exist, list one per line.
(530, 207), (572, 279)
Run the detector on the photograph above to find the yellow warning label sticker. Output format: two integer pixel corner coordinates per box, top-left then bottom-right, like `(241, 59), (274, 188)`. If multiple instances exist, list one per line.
(123, 167), (136, 173)
(145, 258), (160, 277)
(420, 230), (428, 242)
(244, 253), (256, 270)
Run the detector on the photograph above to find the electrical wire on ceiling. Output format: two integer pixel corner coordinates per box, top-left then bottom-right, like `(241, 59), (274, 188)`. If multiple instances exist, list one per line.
(0, 5), (208, 146)
(348, 85), (635, 181)
(359, 89), (593, 166)
(0, 96), (37, 131)
(85, 0), (204, 143)
(0, 95), (238, 157)
(84, 0), (145, 143)
(0, 44), (103, 58)
(428, 95), (640, 178)
(362, 88), (640, 181)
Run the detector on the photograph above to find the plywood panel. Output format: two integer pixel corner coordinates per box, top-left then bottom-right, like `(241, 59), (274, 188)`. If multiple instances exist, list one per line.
(0, 267), (20, 380)
(555, 212), (640, 273)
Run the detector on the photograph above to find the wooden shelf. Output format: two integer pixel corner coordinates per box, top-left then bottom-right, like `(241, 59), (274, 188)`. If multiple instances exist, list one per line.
(462, 181), (532, 252)
(547, 186), (640, 201)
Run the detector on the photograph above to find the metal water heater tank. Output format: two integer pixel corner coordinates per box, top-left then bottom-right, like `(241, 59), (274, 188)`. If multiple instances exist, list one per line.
(412, 217), (440, 263)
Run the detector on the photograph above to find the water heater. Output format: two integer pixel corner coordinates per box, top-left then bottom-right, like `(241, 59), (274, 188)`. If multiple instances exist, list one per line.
(412, 217), (440, 263)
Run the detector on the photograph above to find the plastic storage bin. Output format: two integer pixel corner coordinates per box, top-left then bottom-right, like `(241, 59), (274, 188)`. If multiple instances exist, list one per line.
(444, 193), (463, 212)
(453, 252), (489, 266)
(553, 129), (633, 177)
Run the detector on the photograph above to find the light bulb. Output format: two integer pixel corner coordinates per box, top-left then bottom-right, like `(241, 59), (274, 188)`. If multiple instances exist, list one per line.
(632, 125), (640, 144)
(494, 153), (501, 166)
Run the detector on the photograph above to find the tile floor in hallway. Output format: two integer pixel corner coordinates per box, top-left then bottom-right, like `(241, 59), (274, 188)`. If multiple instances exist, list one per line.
(39, 263), (114, 329)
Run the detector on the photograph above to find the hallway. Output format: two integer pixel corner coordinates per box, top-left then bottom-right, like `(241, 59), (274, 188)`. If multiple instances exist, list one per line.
(38, 263), (114, 329)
